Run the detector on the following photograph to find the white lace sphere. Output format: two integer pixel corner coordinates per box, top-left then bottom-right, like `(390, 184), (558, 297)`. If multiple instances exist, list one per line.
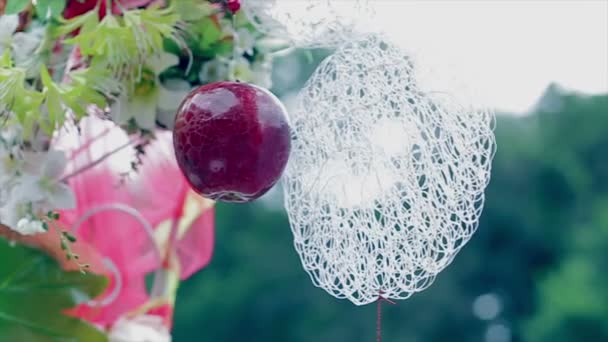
(241, 0), (372, 48)
(283, 34), (495, 305)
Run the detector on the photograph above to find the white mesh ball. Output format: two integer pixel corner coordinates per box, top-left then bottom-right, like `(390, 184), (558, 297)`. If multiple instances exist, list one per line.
(241, 0), (372, 48)
(283, 34), (495, 305)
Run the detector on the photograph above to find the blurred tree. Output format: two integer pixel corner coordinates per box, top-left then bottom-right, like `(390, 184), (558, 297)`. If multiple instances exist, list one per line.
(522, 88), (608, 342)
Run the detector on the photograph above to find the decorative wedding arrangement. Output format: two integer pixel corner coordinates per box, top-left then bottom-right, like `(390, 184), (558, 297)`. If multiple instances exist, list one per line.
(0, 0), (495, 340)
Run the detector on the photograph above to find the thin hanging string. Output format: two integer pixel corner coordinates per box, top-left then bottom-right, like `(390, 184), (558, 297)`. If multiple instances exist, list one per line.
(376, 292), (396, 342)
(376, 296), (382, 342)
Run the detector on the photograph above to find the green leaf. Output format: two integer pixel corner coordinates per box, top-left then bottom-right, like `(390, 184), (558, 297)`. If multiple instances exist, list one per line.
(65, 66), (112, 118)
(198, 16), (223, 51)
(45, 87), (63, 131)
(210, 38), (234, 58)
(20, 111), (36, 140)
(39, 65), (63, 133)
(39, 64), (54, 89)
(0, 238), (108, 342)
(233, 10), (252, 28)
(0, 51), (12, 67)
(173, 0), (215, 22)
(34, 0), (66, 20)
(161, 35), (178, 52)
(50, 10), (97, 38)
(4, 0), (30, 15)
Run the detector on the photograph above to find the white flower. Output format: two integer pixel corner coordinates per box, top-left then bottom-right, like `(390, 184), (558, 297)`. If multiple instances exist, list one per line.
(199, 58), (229, 83)
(111, 91), (158, 130)
(0, 194), (26, 229)
(223, 56), (274, 89)
(156, 78), (191, 129)
(109, 315), (171, 342)
(0, 145), (19, 185)
(251, 59), (273, 89)
(0, 15), (19, 52)
(0, 15), (43, 72)
(16, 150), (76, 209)
(228, 56), (253, 82)
(111, 53), (190, 130)
(13, 27), (44, 74)
(15, 216), (46, 235)
(0, 149), (75, 231)
(235, 28), (256, 55)
(0, 121), (22, 143)
(0, 128), (23, 215)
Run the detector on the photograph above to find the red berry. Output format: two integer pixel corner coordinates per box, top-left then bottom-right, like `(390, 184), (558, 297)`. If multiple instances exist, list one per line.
(226, 0), (241, 13)
(173, 82), (291, 203)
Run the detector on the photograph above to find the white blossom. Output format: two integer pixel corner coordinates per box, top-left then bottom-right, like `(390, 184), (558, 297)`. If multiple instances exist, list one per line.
(157, 78), (191, 129)
(199, 58), (229, 84)
(0, 145), (19, 185)
(0, 15), (43, 72)
(109, 315), (171, 342)
(0, 149), (75, 233)
(0, 15), (19, 52)
(0, 194), (26, 229)
(251, 59), (273, 89)
(13, 26), (44, 75)
(229, 56), (252, 81)
(111, 92), (158, 130)
(16, 150), (75, 209)
(0, 129), (24, 227)
(111, 52), (189, 130)
(15, 216), (46, 235)
(235, 28), (256, 55)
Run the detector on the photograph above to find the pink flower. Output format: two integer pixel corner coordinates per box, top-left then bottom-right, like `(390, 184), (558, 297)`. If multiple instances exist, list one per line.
(58, 126), (161, 325)
(56, 117), (214, 328)
(57, 117), (159, 326)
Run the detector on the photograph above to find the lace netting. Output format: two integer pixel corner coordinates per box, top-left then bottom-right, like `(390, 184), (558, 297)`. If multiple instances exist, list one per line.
(283, 34), (496, 305)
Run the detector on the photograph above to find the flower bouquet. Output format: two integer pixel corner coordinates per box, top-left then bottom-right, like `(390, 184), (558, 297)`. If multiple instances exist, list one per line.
(0, 0), (283, 340)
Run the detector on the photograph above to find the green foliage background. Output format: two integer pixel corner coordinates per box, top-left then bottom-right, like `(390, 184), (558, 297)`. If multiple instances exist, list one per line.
(172, 52), (608, 342)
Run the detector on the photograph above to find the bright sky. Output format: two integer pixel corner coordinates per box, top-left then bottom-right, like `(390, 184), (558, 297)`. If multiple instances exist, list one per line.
(266, 1), (606, 208)
(372, 0), (608, 113)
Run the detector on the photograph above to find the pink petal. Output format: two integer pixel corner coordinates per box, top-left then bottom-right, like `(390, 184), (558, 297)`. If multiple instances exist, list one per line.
(177, 207), (214, 279)
(127, 131), (188, 227)
(57, 117), (161, 327)
(126, 131), (216, 279)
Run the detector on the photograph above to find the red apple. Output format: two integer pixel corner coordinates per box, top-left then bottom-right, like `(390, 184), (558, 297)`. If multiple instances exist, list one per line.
(173, 82), (291, 203)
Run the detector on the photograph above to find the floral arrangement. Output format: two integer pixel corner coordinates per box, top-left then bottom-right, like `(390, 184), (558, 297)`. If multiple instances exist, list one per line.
(1, 0), (278, 236)
(0, 0), (282, 340)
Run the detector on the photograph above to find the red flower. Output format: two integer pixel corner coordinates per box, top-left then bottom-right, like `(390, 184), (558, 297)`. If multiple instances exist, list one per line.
(226, 0), (241, 13)
(63, 0), (160, 19)
(64, 0), (113, 19)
